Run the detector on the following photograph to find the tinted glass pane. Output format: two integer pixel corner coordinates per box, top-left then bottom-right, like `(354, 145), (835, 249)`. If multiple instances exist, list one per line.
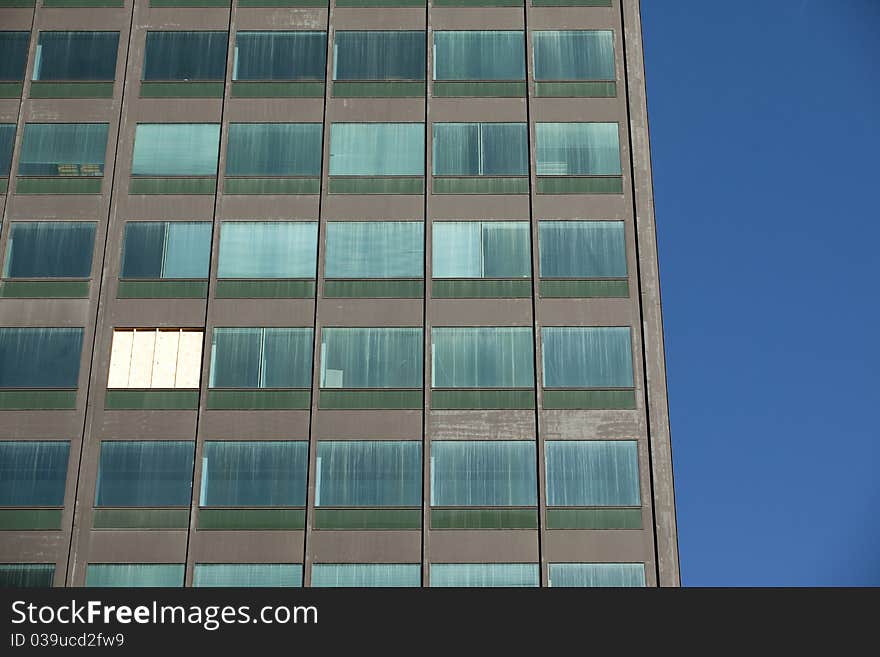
(120, 223), (164, 278)
(121, 222), (211, 279)
(194, 564), (303, 587)
(316, 441), (421, 507)
(432, 222), (531, 279)
(431, 441), (537, 507)
(325, 222), (423, 278)
(18, 123), (108, 177)
(234, 31), (326, 81)
(431, 564), (538, 588)
(432, 327), (534, 388)
(334, 31), (425, 81)
(262, 328), (314, 388)
(86, 564), (184, 587)
(533, 31), (615, 81)
(0, 124), (15, 177)
(4, 222), (95, 278)
(0, 564), (55, 588)
(210, 328), (261, 388)
(200, 441), (308, 507)
(226, 124), (322, 177)
(95, 441), (194, 507)
(217, 222), (318, 279)
(0, 32), (30, 81)
(131, 124), (220, 176)
(432, 123), (528, 176)
(143, 31), (228, 81)
(210, 328), (313, 389)
(329, 123), (424, 176)
(311, 564), (420, 587)
(433, 31), (525, 81)
(34, 31), (119, 81)
(539, 221), (626, 278)
(545, 441), (640, 507)
(320, 328), (423, 389)
(549, 563), (646, 587)
(541, 326), (634, 388)
(0, 327), (83, 388)
(536, 123), (621, 176)
(0, 441), (69, 506)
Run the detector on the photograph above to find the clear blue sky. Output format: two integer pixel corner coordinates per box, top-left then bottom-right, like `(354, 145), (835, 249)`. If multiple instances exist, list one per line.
(641, 1), (880, 586)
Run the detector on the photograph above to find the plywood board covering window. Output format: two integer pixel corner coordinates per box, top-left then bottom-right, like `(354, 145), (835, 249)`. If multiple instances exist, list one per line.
(108, 328), (203, 389)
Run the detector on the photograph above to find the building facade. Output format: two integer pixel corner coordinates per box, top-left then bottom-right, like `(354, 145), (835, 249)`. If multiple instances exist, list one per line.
(0, 0), (678, 588)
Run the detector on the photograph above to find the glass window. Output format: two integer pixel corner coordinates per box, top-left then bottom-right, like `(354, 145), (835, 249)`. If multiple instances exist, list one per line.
(432, 222), (530, 279)
(4, 222), (96, 278)
(194, 564), (303, 587)
(96, 441), (194, 507)
(217, 222), (318, 279)
(143, 31), (228, 81)
(430, 563), (538, 588)
(200, 441), (308, 507)
(433, 31), (524, 81)
(539, 221), (626, 278)
(131, 124), (220, 177)
(333, 31), (425, 81)
(545, 440), (640, 506)
(0, 124), (14, 177)
(320, 327), (423, 389)
(0, 327), (83, 388)
(316, 441), (421, 507)
(329, 123), (424, 176)
(107, 329), (203, 389)
(86, 564), (184, 587)
(0, 32), (30, 81)
(536, 123), (621, 176)
(0, 564), (54, 588)
(311, 564), (420, 587)
(533, 31), (615, 81)
(33, 31), (119, 81)
(209, 328), (313, 389)
(549, 563), (646, 587)
(18, 123), (108, 177)
(325, 222), (423, 279)
(121, 222), (210, 279)
(541, 326), (634, 388)
(430, 441), (537, 507)
(233, 31), (326, 81)
(225, 124), (322, 177)
(431, 327), (534, 388)
(0, 441), (69, 506)
(432, 123), (527, 176)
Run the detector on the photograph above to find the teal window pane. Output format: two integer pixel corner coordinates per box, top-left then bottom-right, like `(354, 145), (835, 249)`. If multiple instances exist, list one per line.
(432, 222), (531, 279)
(432, 123), (527, 176)
(194, 564), (303, 587)
(431, 564), (538, 588)
(329, 123), (424, 176)
(325, 222), (423, 278)
(545, 441), (640, 506)
(320, 328), (423, 389)
(0, 32), (30, 81)
(311, 564), (420, 587)
(432, 327), (534, 388)
(535, 123), (621, 176)
(217, 222), (317, 279)
(96, 441), (195, 507)
(0, 124), (15, 177)
(549, 563), (646, 587)
(333, 31), (425, 81)
(316, 441), (421, 507)
(209, 328), (313, 389)
(533, 31), (615, 81)
(200, 441), (308, 507)
(0, 441), (69, 506)
(18, 123), (108, 177)
(0, 327), (83, 388)
(33, 31), (119, 81)
(234, 31), (326, 81)
(143, 31), (227, 81)
(430, 441), (537, 507)
(0, 564), (55, 588)
(541, 326), (634, 388)
(121, 222), (211, 279)
(226, 124), (322, 177)
(86, 564), (184, 587)
(4, 222), (96, 278)
(433, 31), (524, 81)
(538, 221), (626, 278)
(131, 124), (220, 177)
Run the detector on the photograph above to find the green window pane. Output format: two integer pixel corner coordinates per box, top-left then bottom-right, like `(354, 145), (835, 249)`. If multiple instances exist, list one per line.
(209, 328), (313, 388)
(325, 222), (423, 278)
(200, 441), (308, 507)
(549, 563), (646, 587)
(545, 441), (640, 506)
(431, 441), (537, 506)
(316, 441), (421, 507)
(132, 124), (220, 176)
(541, 326), (634, 388)
(535, 123), (621, 176)
(86, 564), (184, 587)
(0, 327), (83, 388)
(333, 31), (425, 81)
(329, 123), (424, 176)
(539, 221), (626, 278)
(226, 123), (322, 176)
(143, 31), (228, 81)
(4, 222), (95, 278)
(320, 327), (423, 389)
(18, 123), (108, 177)
(234, 31), (326, 81)
(218, 222), (318, 279)
(33, 31), (119, 81)
(0, 441), (69, 506)
(433, 31), (525, 80)
(533, 31), (615, 81)
(430, 563), (538, 587)
(193, 564), (303, 587)
(432, 123), (527, 175)
(311, 564), (420, 587)
(96, 441), (194, 507)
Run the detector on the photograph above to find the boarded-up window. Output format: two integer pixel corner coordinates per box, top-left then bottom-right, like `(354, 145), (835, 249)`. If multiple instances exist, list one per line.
(108, 328), (203, 389)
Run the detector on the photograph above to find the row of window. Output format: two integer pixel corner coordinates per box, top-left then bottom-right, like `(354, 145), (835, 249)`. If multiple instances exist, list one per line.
(0, 326), (635, 390)
(0, 439), (639, 508)
(0, 31), (614, 84)
(0, 562), (646, 588)
(2, 220), (626, 281)
(0, 122), (620, 179)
